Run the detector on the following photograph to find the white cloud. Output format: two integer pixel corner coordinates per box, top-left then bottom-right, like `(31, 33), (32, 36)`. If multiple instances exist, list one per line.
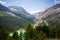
(28, 10), (45, 14)
(0, 0), (6, 5)
(10, 8), (18, 11)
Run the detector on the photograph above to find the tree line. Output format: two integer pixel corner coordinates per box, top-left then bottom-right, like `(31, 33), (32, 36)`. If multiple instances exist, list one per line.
(0, 23), (60, 40)
(25, 23), (60, 40)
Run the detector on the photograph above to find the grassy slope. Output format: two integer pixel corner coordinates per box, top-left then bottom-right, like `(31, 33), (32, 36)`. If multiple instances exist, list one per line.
(0, 12), (30, 32)
(45, 12), (60, 27)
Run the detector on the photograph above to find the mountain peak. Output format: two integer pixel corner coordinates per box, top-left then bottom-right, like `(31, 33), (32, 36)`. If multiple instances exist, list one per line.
(9, 6), (26, 12)
(8, 6), (30, 15)
(55, 3), (60, 5)
(0, 4), (10, 12)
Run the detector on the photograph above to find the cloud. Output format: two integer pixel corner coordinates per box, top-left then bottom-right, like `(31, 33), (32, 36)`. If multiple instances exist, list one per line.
(0, 0), (6, 5)
(55, 0), (60, 4)
(10, 8), (18, 11)
(28, 10), (45, 14)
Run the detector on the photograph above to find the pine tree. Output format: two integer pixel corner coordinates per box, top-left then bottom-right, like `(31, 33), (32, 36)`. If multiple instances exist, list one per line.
(13, 32), (19, 40)
(0, 27), (9, 40)
(24, 24), (36, 40)
(19, 31), (23, 40)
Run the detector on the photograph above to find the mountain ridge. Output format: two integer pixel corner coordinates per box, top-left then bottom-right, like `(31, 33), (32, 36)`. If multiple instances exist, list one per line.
(0, 4), (34, 32)
(39, 3), (60, 27)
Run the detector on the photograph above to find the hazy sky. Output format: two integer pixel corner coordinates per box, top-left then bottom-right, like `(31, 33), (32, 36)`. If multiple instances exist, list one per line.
(0, 0), (59, 14)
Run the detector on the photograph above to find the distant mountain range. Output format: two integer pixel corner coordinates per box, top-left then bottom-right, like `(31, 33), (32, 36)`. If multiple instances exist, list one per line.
(0, 4), (36, 32)
(0, 3), (60, 31)
(8, 6), (36, 23)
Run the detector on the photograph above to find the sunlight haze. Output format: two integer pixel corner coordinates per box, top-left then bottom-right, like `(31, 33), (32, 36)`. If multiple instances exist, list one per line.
(1, 0), (56, 14)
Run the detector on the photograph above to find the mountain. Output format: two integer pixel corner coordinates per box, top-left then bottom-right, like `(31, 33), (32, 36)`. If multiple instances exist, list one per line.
(0, 4), (31, 32)
(8, 6), (36, 23)
(33, 12), (43, 19)
(40, 3), (60, 27)
(0, 4), (10, 12)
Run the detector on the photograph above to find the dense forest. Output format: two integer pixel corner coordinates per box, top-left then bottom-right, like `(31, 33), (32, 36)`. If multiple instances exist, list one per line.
(0, 23), (60, 40)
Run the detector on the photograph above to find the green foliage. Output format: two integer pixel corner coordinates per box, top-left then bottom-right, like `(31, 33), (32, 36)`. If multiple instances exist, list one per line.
(13, 32), (19, 40)
(56, 26), (60, 38)
(24, 24), (35, 40)
(0, 11), (31, 32)
(36, 23), (50, 38)
(0, 12), (9, 16)
(0, 23), (60, 40)
(35, 22), (60, 39)
(49, 28), (56, 38)
(33, 31), (46, 40)
(24, 24), (46, 40)
(0, 16), (30, 31)
(19, 31), (23, 40)
(0, 27), (9, 40)
(42, 24), (50, 38)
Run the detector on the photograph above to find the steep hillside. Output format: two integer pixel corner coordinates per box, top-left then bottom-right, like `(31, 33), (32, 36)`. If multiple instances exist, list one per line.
(41, 3), (60, 27)
(0, 4), (31, 32)
(8, 6), (36, 23)
(0, 4), (10, 12)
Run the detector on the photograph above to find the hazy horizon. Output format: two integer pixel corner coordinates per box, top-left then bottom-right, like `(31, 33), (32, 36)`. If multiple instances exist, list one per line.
(0, 0), (60, 14)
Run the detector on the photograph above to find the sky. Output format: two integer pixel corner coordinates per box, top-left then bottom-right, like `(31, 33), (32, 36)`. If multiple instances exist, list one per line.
(0, 0), (60, 14)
